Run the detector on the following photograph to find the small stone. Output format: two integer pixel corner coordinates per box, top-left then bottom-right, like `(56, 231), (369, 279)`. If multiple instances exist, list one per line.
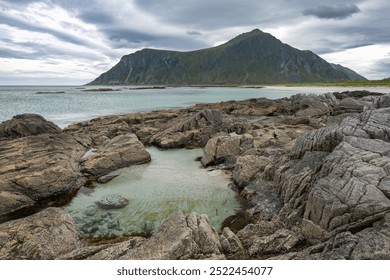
(95, 194), (130, 210)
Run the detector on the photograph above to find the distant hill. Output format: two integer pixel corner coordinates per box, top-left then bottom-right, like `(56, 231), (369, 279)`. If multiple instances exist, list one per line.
(89, 29), (366, 85)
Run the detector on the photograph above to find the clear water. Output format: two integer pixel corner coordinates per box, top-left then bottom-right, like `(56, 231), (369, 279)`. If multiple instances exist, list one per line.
(0, 86), (297, 128)
(63, 147), (242, 237)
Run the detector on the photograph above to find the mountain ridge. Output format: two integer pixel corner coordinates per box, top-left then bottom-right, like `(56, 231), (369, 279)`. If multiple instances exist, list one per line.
(89, 29), (366, 85)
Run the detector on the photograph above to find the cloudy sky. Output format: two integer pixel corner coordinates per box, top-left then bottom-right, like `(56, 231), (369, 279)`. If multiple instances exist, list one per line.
(0, 0), (389, 85)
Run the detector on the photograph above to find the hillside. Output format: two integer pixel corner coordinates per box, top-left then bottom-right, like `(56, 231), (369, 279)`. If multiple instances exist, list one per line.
(89, 29), (366, 85)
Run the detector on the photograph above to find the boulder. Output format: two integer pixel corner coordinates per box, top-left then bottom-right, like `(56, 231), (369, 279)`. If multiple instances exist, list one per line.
(233, 155), (271, 187)
(150, 109), (223, 148)
(290, 94), (332, 118)
(0, 114), (61, 140)
(337, 97), (371, 113)
(95, 194), (129, 210)
(0, 133), (87, 223)
(81, 134), (151, 177)
(201, 136), (241, 166)
(0, 208), (81, 259)
(219, 227), (246, 258)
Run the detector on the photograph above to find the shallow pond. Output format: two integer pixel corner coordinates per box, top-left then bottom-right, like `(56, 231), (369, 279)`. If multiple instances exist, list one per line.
(63, 147), (243, 238)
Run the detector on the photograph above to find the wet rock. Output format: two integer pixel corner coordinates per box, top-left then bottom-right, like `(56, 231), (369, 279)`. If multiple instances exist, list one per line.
(85, 205), (98, 216)
(95, 194), (130, 210)
(81, 134), (151, 177)
(241, 178), (282, 221)
(0, 208), (81, 259)
(0, 114), (61, 140)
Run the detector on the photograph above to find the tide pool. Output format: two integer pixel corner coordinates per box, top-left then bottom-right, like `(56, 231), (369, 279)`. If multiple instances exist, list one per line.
(63, 147), (243, 237)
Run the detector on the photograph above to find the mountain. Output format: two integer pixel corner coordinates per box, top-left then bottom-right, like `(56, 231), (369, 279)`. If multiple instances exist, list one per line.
(89, 29), (366, 85)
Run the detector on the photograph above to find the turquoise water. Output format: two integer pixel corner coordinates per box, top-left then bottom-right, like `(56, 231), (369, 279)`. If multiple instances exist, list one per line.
(0, 86), (296, 127)
(63, 147), (242, 237)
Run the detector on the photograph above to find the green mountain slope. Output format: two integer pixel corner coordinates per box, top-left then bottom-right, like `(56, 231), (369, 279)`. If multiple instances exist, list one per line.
(89, 29), (366, 85)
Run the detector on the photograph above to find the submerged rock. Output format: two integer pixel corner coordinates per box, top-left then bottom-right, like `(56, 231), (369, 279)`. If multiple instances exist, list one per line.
(61, 212), (223, 260)
(95, 194), (130, 210)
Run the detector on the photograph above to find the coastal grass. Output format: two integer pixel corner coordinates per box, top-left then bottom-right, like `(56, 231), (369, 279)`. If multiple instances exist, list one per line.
(186, 78), (390, 88)
(265, 78), (390, 87)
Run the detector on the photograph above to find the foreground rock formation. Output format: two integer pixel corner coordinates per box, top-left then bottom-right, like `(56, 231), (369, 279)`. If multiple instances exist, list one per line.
(1, 89), (390, 259)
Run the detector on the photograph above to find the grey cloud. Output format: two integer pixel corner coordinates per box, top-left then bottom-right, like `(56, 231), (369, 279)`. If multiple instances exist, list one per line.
(101, 27), (208, 51)
(186, 30), (202, 36)
(302, 4), (361, 20)
(133, 0), (272, 29)
(78, 10), (114, 24)
(0, 13), (90, 47)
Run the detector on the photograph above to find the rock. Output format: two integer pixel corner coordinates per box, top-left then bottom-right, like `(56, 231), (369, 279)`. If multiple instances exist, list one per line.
(241, 178), (282, 221)
(59, 237), (146, 260)
(290, 108), (390, 159)
(95, 194), (129, 210)
(0, 208), (81, 259)
(201, 135), (242, 166)
(302, 137), (390, 241)
(247, 229), (303, 257)
(233, 155), (272, 187)
(65, 115), (132, 147)
(201, 136), (241, 166)
(0, 133), (87, 223)
(150, 109), (224, 148)
(337, 97), (370, 113)
(0, 114), (61, 140)
(377, 94), (390, 108)
(333, 90), (384, 100)
(81, 134), (151, 177)
(62, 212), (223, 260)
(119, 212), (224, 259)
(219, 227), (246, 258)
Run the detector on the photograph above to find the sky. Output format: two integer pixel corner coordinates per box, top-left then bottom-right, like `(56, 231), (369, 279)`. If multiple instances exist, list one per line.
(0, 0), (389, 85)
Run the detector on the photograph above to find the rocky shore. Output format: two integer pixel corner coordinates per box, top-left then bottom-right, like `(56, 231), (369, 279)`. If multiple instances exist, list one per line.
(1, 89), (390, 259)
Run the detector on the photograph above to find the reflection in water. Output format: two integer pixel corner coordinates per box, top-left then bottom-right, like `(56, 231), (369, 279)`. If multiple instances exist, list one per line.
(63, 147), (242, 237)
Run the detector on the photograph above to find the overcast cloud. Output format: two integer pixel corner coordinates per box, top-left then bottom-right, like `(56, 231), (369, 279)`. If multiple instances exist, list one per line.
(0, 0), (389, 84)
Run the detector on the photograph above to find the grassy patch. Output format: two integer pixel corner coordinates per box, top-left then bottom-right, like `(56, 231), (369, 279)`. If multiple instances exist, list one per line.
(267, 78), (390, 87)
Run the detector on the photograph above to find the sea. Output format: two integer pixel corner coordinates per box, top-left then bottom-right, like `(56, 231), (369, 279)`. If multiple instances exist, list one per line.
(0, 85), (306, 128)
